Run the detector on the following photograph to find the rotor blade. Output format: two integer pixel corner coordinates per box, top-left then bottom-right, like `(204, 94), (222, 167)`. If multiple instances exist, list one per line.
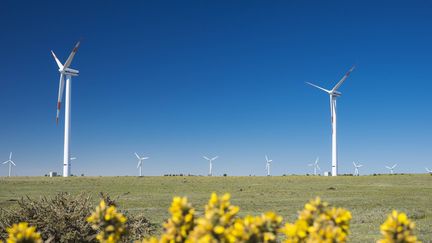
(10, 160), (16, 166)
(203, 156), (210, 160)
(212, 156), (218, 160)
(357, 165), (363, 168)
(56, 73), (65, 125)
(265, 155), (269, 162)
(135, 153), (140, 160)
(70, 157), (77, 160)
(331, 65), (355, 91)
(2, 161), (9, 164)
(385, 166), (391, 169)
(392, 164), (398, 169)
(353, 161), (357, 167)
(316, 164), (321, 170)
(51, 51), (63, 69)
(63, 41), (80, 69)
(9, 152), (12, 160)
(306, 82), (331, 93)
(315, 157), (319, 164)
(142, 157), (149, 160)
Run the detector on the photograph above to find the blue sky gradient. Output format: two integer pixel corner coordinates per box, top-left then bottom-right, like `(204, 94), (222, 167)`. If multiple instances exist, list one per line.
(1, 1), (432, 176)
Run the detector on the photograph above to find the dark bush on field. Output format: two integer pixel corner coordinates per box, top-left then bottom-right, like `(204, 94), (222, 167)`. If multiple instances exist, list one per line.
(0, 192), (158, 242)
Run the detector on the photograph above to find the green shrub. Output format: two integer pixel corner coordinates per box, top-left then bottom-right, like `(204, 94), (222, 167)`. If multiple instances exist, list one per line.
(0, 192), (157, 242)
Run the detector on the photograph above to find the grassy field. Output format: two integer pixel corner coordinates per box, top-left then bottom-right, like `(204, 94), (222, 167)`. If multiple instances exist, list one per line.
(0, 175), (431, 242)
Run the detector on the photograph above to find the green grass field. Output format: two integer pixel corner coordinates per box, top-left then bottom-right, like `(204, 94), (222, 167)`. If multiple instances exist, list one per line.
(0, 175), (431, 242)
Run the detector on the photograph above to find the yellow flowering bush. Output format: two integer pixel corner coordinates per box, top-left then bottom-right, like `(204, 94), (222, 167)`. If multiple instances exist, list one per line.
(5, 222), (42, 243)
(281, 197), (352, 243)
(187, 193), (240, 242)
(3, 194), (423, 243)
(226, 211), (283, 243)
(377, 210), (420, 243)
(87, 200), (128, 243)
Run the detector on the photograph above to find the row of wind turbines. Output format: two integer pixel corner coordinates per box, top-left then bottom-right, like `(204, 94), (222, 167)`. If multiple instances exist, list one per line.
(2, 151), (431, 177)
(48, 41), (430, 177)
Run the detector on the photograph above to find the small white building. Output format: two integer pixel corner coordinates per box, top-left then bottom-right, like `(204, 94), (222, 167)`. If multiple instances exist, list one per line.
(324, 171), (332, 176)
(49, 172), (57, 177)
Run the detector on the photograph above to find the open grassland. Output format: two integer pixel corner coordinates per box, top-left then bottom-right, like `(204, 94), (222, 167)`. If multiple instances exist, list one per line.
(0, 175), (431, 242)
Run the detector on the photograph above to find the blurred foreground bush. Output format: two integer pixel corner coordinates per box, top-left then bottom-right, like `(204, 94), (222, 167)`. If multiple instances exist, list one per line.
(0, 192), (157, 242)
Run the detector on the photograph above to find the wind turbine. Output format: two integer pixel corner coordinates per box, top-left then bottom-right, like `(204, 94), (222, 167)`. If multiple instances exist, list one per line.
(265, 155), (272, 176)
(203, 156), (218, 176)
(3, 152), (16, 177)
(135, 153), (149, 177)
(308, 157), (320, 176)
(51, 41), (81, 177)
(352, 161), (363, 176)
(425, 168), (432, 174)
(385, 164), (398, 175)
(307, 66), (355, 176)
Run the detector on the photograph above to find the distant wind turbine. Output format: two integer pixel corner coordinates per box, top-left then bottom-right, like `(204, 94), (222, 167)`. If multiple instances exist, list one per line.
(51, 41), (81, 177)
(307, 66), (355, 176)
(352, 161), (363, 176)
(265, 155), (273, 176)
(385, 164), (398, 175)
(425, 167), (432, 174)
(203, 156), (218, 176)
(135, 153), (149, 177)
(3, 152), (16, 177)
(308, 157), (320, 176)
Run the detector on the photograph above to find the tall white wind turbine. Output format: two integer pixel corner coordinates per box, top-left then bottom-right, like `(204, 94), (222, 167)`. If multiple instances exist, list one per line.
(51, 41), (81, 177)
(307, 66), (355, 176)
(2, 152), (16, 177)
(385, 164), (397, 175)
(135, 153), (149, 177)
(203, 156), (218, 176)
(265, 155), (273, 176)
(352, 161), (363, 176)
(426, 168), (432, 174)
(308, 157), (320, 176)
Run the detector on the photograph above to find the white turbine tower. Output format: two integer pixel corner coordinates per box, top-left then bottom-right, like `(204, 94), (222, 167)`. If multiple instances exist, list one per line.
(203, 156), (218, 176)
(307, 66), (355, 176)
(51, 41), (81, 177)
(426, 168), (432, 174)
(385, 164), (398, 175)
(135, 153), (149, 177)
(308, 157), (320, 176)
(265, 155), (272, 176)
(3, 152), (16, 177)
(352, 161), (363, 176)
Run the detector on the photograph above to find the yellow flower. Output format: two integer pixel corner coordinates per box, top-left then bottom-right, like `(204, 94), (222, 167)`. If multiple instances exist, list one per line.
(87, 200), (127, 243)
(377, 210), (420, 243)
(281, 197), (351, 243)
(6, 222), (42, 243)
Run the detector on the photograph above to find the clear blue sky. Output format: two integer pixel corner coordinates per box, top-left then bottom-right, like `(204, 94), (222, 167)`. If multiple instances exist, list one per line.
(1, 1), (431, 176)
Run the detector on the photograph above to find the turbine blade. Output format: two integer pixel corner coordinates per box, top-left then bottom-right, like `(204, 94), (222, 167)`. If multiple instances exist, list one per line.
(306, 82), (331, 93)
(315, 157), (319, 164)
(385, 166), (391, 169)
(212, 156), (218, 160)
(392, 164), (398, 169)
(63, 41), (80, 69)
(10, 161), (16, 166)
(265, 155), (269, 162)
(135, 153), (140, 160)
(56, 73), (65, 125)
(142, 157), (149, 160)
(203, 156), (210, 160)
(353, 161), (357, 167)
(331, 65), (355, 91)
(51, 51), (63, 69)
(2, 161), (8, 164)
(9, 152), (12, 160)
(316, 164), (321, 170)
